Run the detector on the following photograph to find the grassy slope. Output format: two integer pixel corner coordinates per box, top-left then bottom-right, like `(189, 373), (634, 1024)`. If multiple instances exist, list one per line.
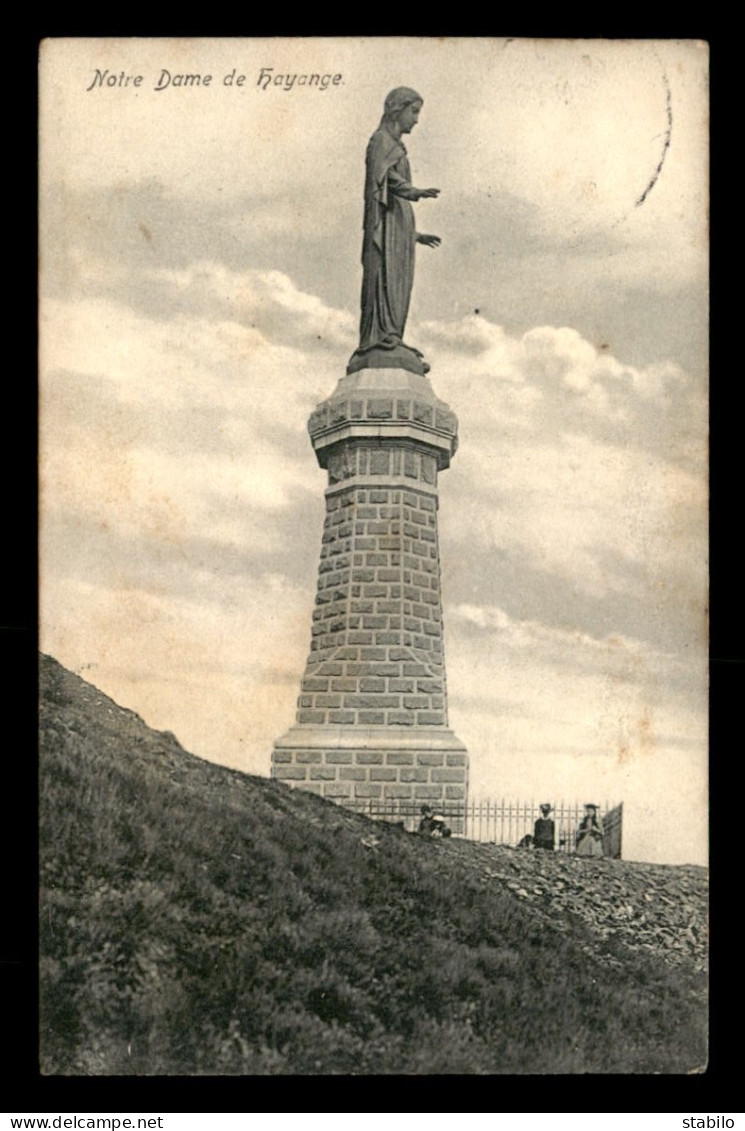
(39, 654), (707, 1075)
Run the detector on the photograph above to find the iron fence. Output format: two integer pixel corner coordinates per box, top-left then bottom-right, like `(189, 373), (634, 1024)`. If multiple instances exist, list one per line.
(337, 797), (623, 857)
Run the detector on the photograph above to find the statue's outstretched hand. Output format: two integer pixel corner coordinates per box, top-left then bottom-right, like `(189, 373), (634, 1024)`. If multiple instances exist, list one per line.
(417, 233), (441, 248)
(416, 187), (440, 199)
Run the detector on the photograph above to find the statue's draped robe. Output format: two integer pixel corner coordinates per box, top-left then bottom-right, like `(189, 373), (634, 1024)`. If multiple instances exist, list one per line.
(357, 125), (419, 354)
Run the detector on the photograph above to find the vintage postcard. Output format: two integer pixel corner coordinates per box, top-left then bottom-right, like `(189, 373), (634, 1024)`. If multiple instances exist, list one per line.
(39, 38), (709, 1075)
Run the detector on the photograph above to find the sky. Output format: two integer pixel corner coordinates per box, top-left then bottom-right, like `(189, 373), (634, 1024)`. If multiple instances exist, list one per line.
(39, 38), (709, 864)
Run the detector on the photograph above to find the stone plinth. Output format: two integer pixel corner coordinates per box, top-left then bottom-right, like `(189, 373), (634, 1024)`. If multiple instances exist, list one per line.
(272, 368), (468, 815)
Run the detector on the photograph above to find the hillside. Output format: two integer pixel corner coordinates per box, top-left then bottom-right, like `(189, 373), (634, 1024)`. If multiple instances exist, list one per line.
(39, 653), (707, 1075)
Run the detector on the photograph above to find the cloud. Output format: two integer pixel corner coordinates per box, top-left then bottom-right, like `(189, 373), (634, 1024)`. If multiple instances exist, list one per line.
(149, 262), (357, 352)
(423, 314), (700, 418)
(448, 601), (702, 694)
(40, 268), (343, 605)
(423, 309), (705, 442)
(40, 260), (359, 470)
(415, 312), (708, 674)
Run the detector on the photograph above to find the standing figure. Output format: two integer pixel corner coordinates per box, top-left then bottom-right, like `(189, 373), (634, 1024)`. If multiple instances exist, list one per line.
(576, 803), (605, 858)
(347, 87), (441, 377)
(533, 803), (555, 851)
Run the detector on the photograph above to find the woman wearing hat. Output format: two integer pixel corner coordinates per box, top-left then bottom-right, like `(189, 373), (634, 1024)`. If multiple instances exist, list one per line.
(575, 804), (605, 858)
(533, 803), (555, 851)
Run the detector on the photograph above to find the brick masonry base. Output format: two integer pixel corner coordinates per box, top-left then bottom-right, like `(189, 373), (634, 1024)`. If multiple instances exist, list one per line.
(272, 368), (469, 818)
(272, 725), (468, 805)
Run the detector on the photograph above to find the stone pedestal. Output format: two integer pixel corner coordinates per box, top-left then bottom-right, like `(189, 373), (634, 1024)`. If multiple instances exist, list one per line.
(272, 367), (468, 819)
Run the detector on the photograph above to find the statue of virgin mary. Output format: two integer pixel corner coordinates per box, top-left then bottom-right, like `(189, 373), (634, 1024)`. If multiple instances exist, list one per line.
(347, 87), (441, 376)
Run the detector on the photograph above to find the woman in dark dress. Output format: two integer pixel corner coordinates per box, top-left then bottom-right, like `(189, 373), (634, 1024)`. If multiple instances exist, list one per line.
(534, 803), (555, 851)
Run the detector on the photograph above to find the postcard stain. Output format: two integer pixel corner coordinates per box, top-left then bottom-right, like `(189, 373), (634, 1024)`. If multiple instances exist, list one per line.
(617, 705), (656, 766)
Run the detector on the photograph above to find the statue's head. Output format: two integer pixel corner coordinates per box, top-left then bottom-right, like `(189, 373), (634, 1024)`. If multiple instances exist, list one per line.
(382, 87), (423, 134)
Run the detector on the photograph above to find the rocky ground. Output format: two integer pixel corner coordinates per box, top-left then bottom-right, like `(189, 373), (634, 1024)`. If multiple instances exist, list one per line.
(424, 838), (708, 973)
